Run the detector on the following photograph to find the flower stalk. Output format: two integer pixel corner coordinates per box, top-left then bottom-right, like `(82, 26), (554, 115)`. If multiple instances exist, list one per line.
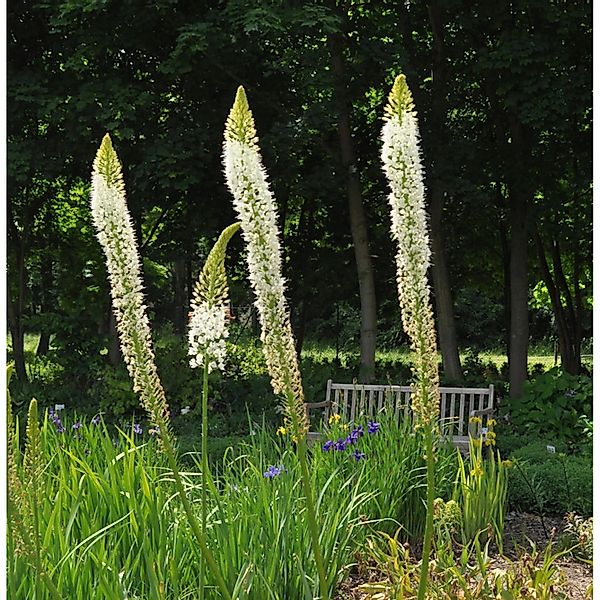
(380, 74), (440, 600)
(90, 134), (231, 599)
(188, 221), (239, 598)
(7, 391), (62, 600)
(223, 86), (328, 597)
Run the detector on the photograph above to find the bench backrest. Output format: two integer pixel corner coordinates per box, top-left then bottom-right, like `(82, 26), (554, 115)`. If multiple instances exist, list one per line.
(323, 380), (494, 437)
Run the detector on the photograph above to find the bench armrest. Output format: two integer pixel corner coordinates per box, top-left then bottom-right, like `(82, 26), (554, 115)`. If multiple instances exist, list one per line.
(470, 407), (495, 417)
(468, 407), (495, 437)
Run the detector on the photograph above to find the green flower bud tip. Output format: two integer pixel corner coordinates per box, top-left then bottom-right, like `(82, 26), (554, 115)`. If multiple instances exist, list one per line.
(225, 85), (258, 146)
(93, 133), (124, 189)
(384, 74), (415, 120)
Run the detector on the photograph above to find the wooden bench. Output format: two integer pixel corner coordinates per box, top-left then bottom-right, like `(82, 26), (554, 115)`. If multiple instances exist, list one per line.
(306, 380), (495, 452)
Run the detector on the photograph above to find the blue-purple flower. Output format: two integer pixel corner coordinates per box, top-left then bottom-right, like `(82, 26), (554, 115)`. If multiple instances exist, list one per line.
(322, 440), (334, 452)
(352, 449), (366, 462)
(367, 421), (380, 435)
(263, 464), (285, 479)
(72, 422), (82, 431)
(133, 423), (143, 435)
(346, 426), (364, 445)
(51, 411), (65, 433)
(334, 438), (347, 452)
(91, 415), (101, 426)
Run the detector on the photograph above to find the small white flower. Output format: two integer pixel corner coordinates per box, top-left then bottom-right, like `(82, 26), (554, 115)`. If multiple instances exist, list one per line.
(188, 303), (229, 373)
(188, 223), (238, 374)
(180, 406), (191, 416)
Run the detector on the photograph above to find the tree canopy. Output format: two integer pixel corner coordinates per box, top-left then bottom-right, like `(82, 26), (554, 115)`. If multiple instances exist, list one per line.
(8, 0), (591, 396)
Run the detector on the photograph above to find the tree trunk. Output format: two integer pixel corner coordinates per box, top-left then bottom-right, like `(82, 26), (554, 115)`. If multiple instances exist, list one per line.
(500, 228), (512, 363)
(36, 254), (54, 356)
(7, 224), (29, 383)
(330, 29), (377, 382)
(572, 246), (583, 372)
(8, 299), (27, 382)
(429, 192), (463, 381)
(534, 230), (574, 372)
(550, 240), (580, 373)
(508, 197), (529, 398)
(427, 0), (463, 382)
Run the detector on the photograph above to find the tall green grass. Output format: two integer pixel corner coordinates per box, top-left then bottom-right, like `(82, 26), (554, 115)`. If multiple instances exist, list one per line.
(313, 412), (458, 543)
(8, 410), (374, 599)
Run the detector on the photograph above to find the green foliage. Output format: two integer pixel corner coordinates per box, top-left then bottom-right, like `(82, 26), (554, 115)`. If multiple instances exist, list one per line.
(560, 513), (593, 562)
(360, 532), (573, 599)
(314, 413), (458, 543)
(507, 443), (592, 517)
(9, 409), (374, 598)
(452, 440), (508, 551)
(504, 368), (592, 444)
(93, 363), (139, 417)
(454, 289), (504, 351)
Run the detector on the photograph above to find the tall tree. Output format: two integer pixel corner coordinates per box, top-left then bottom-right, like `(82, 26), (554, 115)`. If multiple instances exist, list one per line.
(426, 0), (463, 381)
(330, 6), (377, 381)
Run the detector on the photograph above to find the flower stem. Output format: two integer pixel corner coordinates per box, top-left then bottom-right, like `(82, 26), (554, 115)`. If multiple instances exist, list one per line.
(162, 431), (231, 600)
(417, 425), (435, 600)
(297, 436), (329, 598)
(200, 361), (209, 599)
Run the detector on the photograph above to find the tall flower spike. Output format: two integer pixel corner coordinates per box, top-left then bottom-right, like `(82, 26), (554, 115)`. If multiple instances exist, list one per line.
(223, 86), (308, 438)
(381, 75), (440, 428)
(188, 222), (240, 372)
(90, 134), (172, 442)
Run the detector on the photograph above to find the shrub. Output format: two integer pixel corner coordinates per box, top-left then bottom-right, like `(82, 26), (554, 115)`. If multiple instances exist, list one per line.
(508, 445), (592, 516)
(504, 368), (592, 444)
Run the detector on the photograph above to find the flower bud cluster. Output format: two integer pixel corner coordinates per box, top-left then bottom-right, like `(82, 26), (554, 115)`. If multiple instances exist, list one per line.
(188, 302), (229, 372)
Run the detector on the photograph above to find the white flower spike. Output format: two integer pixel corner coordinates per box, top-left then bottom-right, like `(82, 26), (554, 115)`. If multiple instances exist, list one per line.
(90, 134), (172, 441)
(222, 86), (307, 438)
(381, 75), (440, 428)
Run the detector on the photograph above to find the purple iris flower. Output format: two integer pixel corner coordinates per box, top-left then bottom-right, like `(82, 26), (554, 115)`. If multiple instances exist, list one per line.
(263, 465), (285, 479)
(55, 422), (66, 434)
(91, 415), (101, 426)
(367, 421), (380, 435)
(72, 422), (82, 430)
(322, 440), (334, 452)
(346, 427), (363, 445)
(133, 423), (143, 435)
(334, 438), (347, 452)
(352, 449), (366, 462)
